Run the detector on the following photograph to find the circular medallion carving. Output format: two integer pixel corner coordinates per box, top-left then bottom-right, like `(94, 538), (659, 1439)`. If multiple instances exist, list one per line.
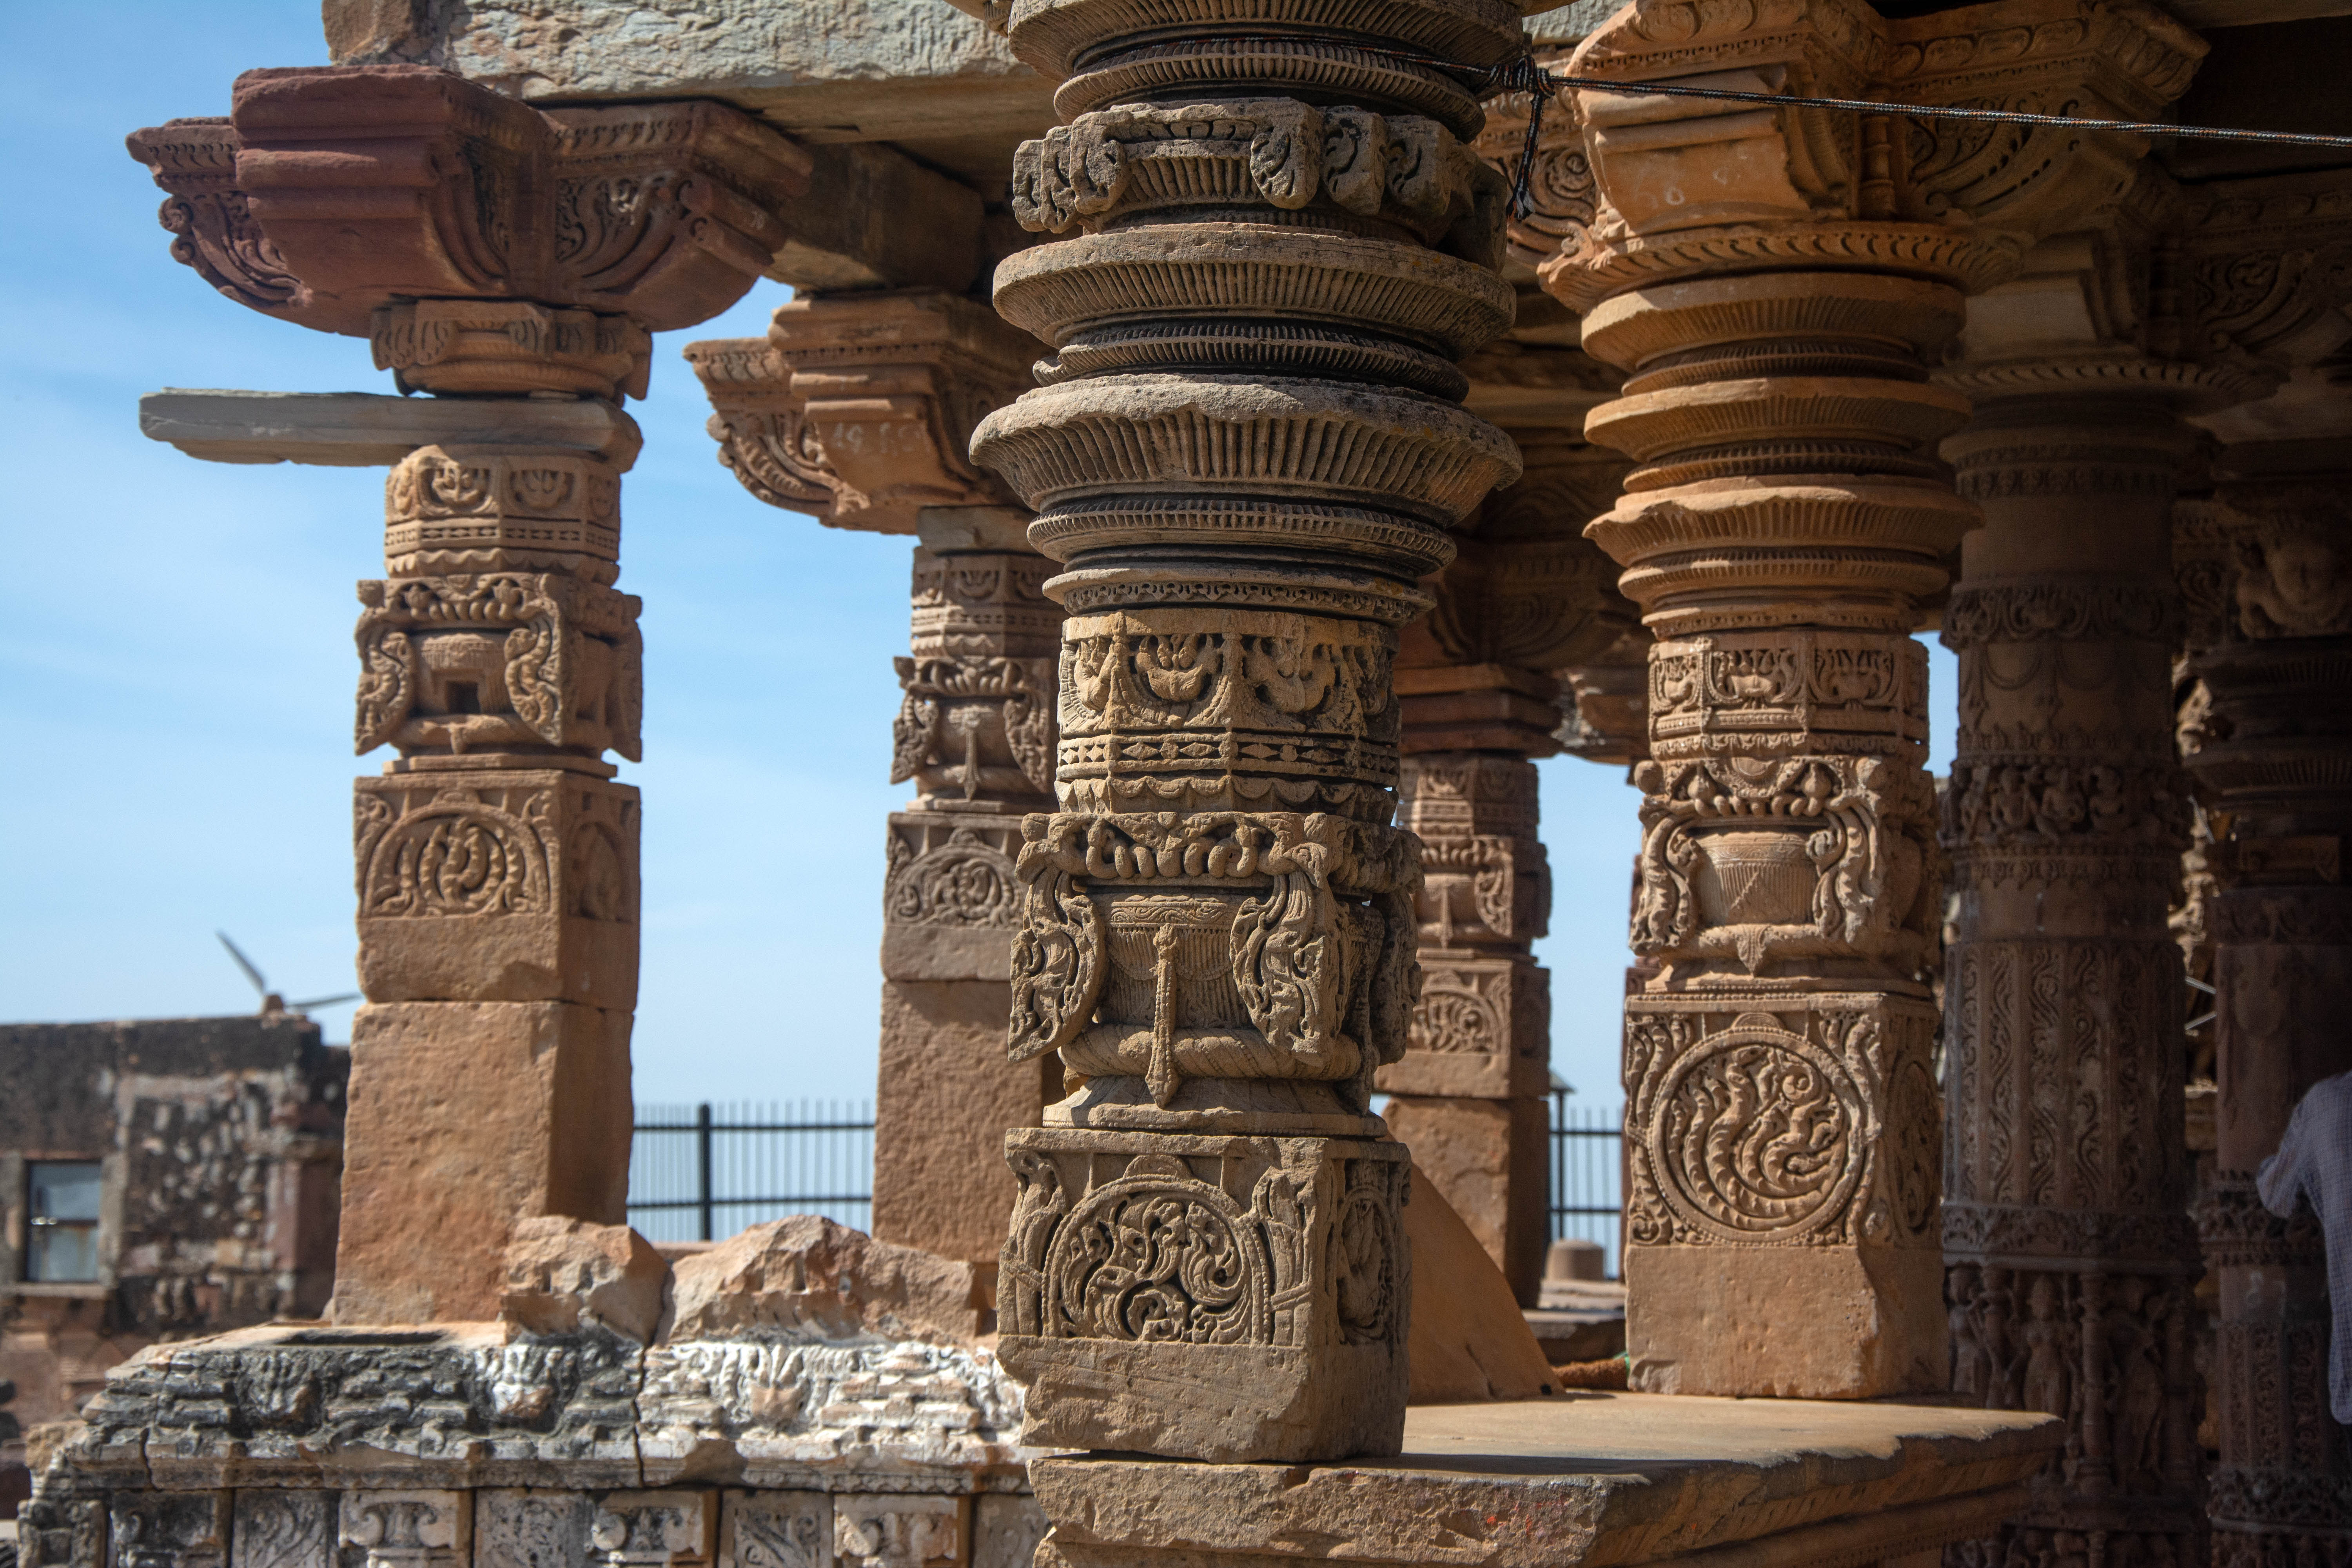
(1648, 1021), (1867, 1243)
(1045, 1175), (1269, 1345)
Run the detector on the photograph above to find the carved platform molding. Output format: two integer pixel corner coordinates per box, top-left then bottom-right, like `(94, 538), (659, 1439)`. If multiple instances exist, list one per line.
(962, 0), (1530, 1463)
(1540, 0), (2207, 1398)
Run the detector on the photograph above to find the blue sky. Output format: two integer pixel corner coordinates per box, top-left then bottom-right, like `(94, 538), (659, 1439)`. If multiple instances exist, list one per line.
(0, 4), (1958, 1108)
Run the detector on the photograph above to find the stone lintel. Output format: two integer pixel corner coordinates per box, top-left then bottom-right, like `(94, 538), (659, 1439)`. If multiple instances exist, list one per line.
(140, 390), (644, 469)
(2167, 0), (2352, 21)
(323, 0), (1056, 192)
(1030, 1394), (2058, 1568)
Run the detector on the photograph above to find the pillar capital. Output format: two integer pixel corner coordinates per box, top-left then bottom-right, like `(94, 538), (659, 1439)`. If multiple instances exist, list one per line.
(128, 65), (812, 397)
(1539, 0), (2204, 309)
(688, 290), (1039, 536)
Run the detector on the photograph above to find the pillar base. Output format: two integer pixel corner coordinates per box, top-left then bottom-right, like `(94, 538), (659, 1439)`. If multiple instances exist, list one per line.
(998, 1127), (1408, 1463)
(873, 979), (1056, 1267)
(1626, 1243), (1945, 1399)
(331, 1000), (631, 1325)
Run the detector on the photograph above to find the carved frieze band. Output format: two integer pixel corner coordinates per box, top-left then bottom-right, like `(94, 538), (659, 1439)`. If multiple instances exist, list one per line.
(1942, 760), (2190, 883)
(1943, 1263), (2201, 1505)
(386, 446), (622, 581)
(1942, 583), (2181, 652)
(45, 1486), (1021, 1568)
(1650, 631), (1928, 760)
(1058, 609), (1401, 824)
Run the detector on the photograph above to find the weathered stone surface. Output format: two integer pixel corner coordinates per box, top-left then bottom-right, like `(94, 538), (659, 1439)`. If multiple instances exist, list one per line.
(1401, 1161), (1554, 1405)
(667, 1216), (985, 1348)
(973, 1494), (1049, 1568)
(637, 1338), (1029, 1484)
(1625, 1243), (1944, 1400)
(138, 391), (643, 468)
(1029, 1393), (2062, 1568)
(1385, 1098), (1547, 1312)
(333, 1002), (632, 1326)
(321, 0), (1053, 185)
(77, 1322), (644, 1490)
(874, 982), (1056, 1269)
(499, 1218), (670, 1346)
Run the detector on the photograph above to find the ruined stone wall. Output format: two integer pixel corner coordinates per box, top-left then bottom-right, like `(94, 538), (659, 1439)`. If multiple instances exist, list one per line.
(0, 1018), (345, 1516)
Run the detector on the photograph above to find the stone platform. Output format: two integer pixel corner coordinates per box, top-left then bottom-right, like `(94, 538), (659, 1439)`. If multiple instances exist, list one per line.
(1032, 1393), (2062, 1568)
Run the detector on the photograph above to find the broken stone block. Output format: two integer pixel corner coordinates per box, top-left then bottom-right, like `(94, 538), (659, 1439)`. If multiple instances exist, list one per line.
(666, 1216), (984, 1347)
(333, 1002), (632, 1325)
(500, 1218), (671, 1345)
(1402, 1162), (1555, 1405)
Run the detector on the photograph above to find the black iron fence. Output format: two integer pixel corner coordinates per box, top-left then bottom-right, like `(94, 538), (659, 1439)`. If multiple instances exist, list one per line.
(628, 1101), (875, 1245)
(1549, 1091), (1626, 1279)
(629, 1094), (1626, 1272)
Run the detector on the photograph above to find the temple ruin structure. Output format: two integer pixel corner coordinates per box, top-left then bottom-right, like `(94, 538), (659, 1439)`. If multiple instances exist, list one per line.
(14, 2), (2352, 1568)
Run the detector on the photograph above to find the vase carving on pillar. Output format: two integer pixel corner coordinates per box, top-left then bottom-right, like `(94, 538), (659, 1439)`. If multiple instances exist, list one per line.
(689, 290), (1062, 1267)
(1384, 350), (1635, 1305)
(1537, 0), (2206, 1398)
(944, 0), (1533, 1463)
(128, 64), (812, 1323)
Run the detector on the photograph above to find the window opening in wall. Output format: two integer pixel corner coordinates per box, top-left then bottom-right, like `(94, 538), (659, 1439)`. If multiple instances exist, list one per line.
(26, 1161), (102, 1282)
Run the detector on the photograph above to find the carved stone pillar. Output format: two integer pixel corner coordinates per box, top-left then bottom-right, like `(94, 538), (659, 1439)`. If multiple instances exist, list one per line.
(1936, 360), (2240, 1568)
(129, 65), (810, 1321)
(956, 0), (1524, 1462)
(690, 290), (1056, 1267)
(2188, 456), (2352, 1568)
(2165, 169), (2352, 1568)
(1540, 0), (2203, 1397)
(1383, 368), (1634, 1305)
